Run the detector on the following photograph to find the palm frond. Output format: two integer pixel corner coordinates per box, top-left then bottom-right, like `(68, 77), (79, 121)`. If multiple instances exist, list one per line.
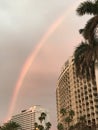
(74, 42), (89, 64)
(74, 42), (89, 77)
(90, 61), (95, 79)
(74, 42), (96, 79)
(82, 15), (98, 42)
(79, 29), (84, 34)
(82, 16), (95, 40)
(95, 42), (98, 60)
(76, 1), (95, 16)
(94, 0), (98, 14)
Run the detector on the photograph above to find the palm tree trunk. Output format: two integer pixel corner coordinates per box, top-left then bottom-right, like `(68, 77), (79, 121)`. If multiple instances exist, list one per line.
(95, 61), (98, 92)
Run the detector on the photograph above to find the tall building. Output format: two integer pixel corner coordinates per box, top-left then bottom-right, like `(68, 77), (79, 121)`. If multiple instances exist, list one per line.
(56, 57), (98, 129)
(11, 105), (49, 130)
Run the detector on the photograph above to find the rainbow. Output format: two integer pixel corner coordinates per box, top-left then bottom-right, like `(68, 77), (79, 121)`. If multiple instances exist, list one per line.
(5, 0), (82, 121)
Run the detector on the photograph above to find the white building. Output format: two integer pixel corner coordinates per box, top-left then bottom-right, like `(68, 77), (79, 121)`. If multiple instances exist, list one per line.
(11, 105), (49, 130)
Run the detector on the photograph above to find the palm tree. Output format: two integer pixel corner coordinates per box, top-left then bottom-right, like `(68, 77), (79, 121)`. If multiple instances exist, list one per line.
(69, 125), (74, 130)
(76, 0), (98, 43)
(39, 116), (43, 123)
(74, 122), (81, 130)
(74, 41), (98, 80)
(37, 112), (52, 130)
(45, 122), (52, 130)
(41, 112), (47, 121)
(69, 110), (75, 120)
(1, 121), (21, 130)
(34, 122), (38, 130)
(38, 125), (44, 130)
(60, 108), (67, 116)
(91, 120), (96, 130)
(59, 108), (75, 130)
(39, 112), (47, 124)
(57, 123), (64, 130)
(74, 0), (98, 81)
(79, 115), (86, 123)
(65, 117), (72, 129)
(79, 115), (86, 130)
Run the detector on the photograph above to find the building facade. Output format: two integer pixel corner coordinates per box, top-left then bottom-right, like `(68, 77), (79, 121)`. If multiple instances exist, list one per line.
(11, 105), (49, 130)
(56, 57), (98, 129)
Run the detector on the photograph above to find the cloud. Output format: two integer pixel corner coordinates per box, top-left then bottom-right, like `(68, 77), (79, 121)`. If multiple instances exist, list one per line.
(0, 0), (89, 127)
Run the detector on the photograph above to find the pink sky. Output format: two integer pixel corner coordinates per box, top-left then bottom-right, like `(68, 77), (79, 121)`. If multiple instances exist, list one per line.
(0, 0), (89, 129)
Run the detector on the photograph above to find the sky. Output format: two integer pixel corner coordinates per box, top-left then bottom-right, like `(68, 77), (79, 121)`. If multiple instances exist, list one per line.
(0, 0), (90, 129)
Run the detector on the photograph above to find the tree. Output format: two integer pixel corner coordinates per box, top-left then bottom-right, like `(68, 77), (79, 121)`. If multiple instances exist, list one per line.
(39, 112), (47, 123)
(69, 125), (74, 130)
(39, 116), (43, 123)
(79, 115), (86, 124)
(65, 117), (72, 128)
(57, 123), (64, 130)
(41, 112), (47, 121)
(36, 112), (51, 130)
(57, 108), (75, 130)
(73, 115), (92, 130)
(79, 115), (86, 130)
(76, 0), (98, 43)
(69, 110), (75, 120)
(74, 0), (98, 80)
(0, 121), (21, 130)
(45, 122), (52, 130)
(38, 125), (44, 130)
(60, 108), (67, 116)
(74, 41), (98, 80)
(34, 122), (38, 130)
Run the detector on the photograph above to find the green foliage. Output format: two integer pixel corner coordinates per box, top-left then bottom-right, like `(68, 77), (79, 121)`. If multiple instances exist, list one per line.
(37, 112), (52, 130)
(57, 123), (64, 130)
(41, 112), (47, 120)
(80, 15), (98, 42)
(65, 117), (72, 125)
(45, 122), (52, 130)
(76, 0), (98, 43)
(57, 108), (75, 130)
(76, 1), (95, 16)
(76, 0), (98, 16)
(74, 38), (98, 79)
(39, 112), (47, 123)
(60, 108), (66, 116)
(34, 122), (38, 130)
(79, 115), (86, 123)
(39, 116), (43, 123)
(38, 125), (44, 130)
(69, 125), (74, 130)
(69, 110), (75, 119)
(0, 121), (21, 130)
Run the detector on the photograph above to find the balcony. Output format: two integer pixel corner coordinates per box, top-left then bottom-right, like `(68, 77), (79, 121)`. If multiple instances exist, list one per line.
(91, 106), (94, 110)
(84, 85), (87, 89)
(90, 100), (93, 104)
(86, 102), (89, 106)
(92, 80), (96, 86)
(87, 113), (90, 117)
(95, 105), (98, 108)
(88, 89), (91, 92)
(93, 93), (97, 97)
(94, 98), (98, 102)
(89, 94), (92, 98)
(85, 96), (88, 100)
(93, 87), (97, 91)
(91, 112), (95, 116)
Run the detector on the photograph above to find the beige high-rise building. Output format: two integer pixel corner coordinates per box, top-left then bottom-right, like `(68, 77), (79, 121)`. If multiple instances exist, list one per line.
(56, 57), (98, 129)
(11, 105), (49, 130)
